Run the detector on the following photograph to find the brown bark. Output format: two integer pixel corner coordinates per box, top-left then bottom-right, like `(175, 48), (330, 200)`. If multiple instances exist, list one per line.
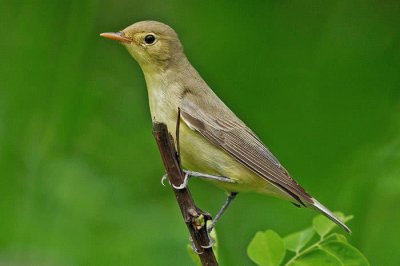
(152, 122), (218, 266)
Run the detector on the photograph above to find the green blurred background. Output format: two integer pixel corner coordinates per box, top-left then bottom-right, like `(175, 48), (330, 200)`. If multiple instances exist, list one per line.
(1, 0), (399, 265)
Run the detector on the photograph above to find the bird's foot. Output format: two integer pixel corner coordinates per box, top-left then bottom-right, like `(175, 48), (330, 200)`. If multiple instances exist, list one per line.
(201, 229), (216, 249)
(189, 231), (215, 252)
(189, 236), (204, 254)
(172, 171), (191, 189)
(164, 170), (235, 190)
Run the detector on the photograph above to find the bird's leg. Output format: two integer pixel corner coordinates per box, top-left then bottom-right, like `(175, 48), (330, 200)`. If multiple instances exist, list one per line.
(172, 170), (236, 190)
(207, 192), (238, 233)
(198, 192), (238, 249)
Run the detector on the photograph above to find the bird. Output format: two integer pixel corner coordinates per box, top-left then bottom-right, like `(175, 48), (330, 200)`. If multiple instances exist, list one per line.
(100, 20), (350, 233)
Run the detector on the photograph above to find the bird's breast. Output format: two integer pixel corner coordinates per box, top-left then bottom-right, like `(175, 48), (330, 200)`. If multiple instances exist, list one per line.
(145, 75), (182, 137)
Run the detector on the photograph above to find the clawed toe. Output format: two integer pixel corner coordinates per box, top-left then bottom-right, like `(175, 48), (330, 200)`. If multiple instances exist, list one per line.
(190, 236), (204, 254)
(172, 172), (190, 190)
(161, 174), (169, 186)
(200, 235), (215, 249)
(172, 183), (186, 189)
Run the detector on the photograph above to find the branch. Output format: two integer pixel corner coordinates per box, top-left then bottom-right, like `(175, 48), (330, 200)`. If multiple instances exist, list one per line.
(152, 122), (218, 266)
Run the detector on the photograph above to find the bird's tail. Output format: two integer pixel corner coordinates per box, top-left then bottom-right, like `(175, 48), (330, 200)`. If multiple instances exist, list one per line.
(307, 197), (351, 233)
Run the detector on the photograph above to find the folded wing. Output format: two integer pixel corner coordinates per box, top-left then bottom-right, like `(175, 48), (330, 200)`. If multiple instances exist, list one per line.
(180, 92), (312, 206)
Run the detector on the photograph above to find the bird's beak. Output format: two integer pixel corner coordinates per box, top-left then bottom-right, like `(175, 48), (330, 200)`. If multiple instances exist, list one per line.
(100, 31), (132, 44)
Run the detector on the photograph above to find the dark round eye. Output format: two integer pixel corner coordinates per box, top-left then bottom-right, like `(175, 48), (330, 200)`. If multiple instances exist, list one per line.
(144, 34), (156, 44)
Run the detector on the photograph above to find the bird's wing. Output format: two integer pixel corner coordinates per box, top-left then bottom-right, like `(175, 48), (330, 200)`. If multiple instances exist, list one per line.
(180, 92), (312, 206)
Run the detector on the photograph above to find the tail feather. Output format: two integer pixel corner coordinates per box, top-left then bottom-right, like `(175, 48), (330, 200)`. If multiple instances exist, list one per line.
(309, 198), (351, 233)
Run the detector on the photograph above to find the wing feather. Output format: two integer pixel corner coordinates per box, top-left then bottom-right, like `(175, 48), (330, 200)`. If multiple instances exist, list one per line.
(180, 93), (312, 205)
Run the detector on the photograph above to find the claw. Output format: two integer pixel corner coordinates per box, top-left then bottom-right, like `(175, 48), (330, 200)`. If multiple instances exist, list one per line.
(201, 236), (215, 249)
(201, 241), (215, 249)
(161, 174), (169, 186)
(172, 183), (186, 190)
(190, 236), (204, 254)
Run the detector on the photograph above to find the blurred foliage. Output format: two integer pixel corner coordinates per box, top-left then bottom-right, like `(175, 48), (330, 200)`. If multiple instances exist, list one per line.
(1, 0), (399, 265)
(247, 213), (369, 266)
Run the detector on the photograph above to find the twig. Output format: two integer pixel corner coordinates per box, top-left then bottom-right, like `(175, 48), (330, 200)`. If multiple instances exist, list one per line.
(152, 122), (218, 266)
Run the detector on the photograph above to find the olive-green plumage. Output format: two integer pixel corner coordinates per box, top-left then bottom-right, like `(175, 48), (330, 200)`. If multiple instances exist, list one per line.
(100, 20), (350, 232)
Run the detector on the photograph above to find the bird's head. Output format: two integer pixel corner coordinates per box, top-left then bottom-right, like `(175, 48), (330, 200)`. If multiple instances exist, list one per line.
(100, 21), (184, 71)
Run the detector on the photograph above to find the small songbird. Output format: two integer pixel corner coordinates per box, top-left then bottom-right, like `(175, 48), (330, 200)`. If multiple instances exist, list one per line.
(100, 21), (350, 232)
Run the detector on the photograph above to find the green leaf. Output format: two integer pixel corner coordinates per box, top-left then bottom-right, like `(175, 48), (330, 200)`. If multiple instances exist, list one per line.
(187, 244), (202, 266)
(208, 222), (219, 259)
(321, 240), (370, 266)
(247, 230), (285, 266)
(332, 233), (348, 243)
(312, 212), (353, 237)
(284, 227), (315, 253)
(289, 248), (342, 266)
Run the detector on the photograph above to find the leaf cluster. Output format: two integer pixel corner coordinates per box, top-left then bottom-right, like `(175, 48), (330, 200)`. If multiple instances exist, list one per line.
(247, 213), (369, 266)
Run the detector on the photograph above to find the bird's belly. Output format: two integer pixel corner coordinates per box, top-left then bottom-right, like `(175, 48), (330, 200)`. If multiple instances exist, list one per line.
(178, 122), (287, 198)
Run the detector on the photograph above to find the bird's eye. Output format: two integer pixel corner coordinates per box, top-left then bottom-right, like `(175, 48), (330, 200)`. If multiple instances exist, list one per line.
(144, 34), (156, 45)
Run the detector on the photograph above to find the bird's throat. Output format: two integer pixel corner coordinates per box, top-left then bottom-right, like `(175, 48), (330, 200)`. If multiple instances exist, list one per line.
(143, 70), (181, 131)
